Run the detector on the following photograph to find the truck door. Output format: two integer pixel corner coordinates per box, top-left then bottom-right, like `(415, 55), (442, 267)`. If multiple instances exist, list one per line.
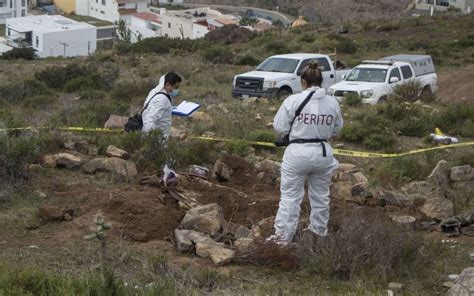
(388, 67), (403, 94)
(296, 58), (334, 90)
(400, 65), (414, 82)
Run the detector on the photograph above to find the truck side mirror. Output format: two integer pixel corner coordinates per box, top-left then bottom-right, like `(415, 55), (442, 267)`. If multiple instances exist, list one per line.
(296, 70), (302, 76)
(341, 74), (346, 80)
(389, 77), (400, 84)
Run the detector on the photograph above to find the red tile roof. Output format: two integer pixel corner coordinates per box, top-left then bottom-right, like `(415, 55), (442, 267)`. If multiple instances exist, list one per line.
(118, 8), (138, 15)
(132, 12), (161, 22)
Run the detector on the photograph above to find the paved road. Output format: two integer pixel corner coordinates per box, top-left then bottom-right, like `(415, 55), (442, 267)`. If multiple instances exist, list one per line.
(97, 26), (116, 39)
(177, 3), (294, 26)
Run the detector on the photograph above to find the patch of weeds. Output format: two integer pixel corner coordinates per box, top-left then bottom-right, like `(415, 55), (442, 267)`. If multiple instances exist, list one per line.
(109, 79), (155, 103)
(225, 140), (252, 157)
(200, 45), (234, 64)
(432, 102), (474, 138)
(344, 92), (362, 107)
(248, 130), (275, 143)
(265, 40), (291, 55)
(235, 54), (260, 66)
(0, 80), (51, 104)
(1, 47), (35, 60)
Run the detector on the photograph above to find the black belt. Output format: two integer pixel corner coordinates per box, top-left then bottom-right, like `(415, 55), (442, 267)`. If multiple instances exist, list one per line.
(289, 138), (328, 157)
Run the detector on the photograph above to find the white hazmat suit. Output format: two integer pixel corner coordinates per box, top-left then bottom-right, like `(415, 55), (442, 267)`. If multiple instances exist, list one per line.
(141, 75), (172, 138)
(272, 86), (343, 244)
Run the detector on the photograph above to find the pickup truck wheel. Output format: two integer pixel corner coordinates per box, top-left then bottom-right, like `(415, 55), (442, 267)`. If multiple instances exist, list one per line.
(419, 86), (434, 102)
(378, 96), (388, 103)
(275, 87), (292, 100)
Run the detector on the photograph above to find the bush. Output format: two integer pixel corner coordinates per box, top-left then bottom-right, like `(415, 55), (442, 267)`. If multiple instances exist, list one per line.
(200, 45), (234, 64)
(264, 40), (291, 54)
(0, 80), (51, 104)
(109, 79), (155, 103)
(248, 130), (276, 143)
(300, 34), (315, 43)
(1, 48), (35, 60)
(340, 122), (365, 143)
(296, 211), (431, 281)
(235, 54), (260, 66)
(344, 92), (362, 107)
(336, 39), (358, 54)
(376, 21), (400, 32)
(362, 131), (396, 150)
(129, 37), (209, 55)
(433, 102), (474, 137)
(391, 80), (422, 102)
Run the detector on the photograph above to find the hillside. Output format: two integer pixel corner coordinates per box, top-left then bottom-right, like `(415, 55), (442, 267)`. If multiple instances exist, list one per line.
(0, 11), (474, 295)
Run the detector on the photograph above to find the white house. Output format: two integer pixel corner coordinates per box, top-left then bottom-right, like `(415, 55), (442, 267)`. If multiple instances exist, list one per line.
(160, 7), (238, 39)
(416, 0), (474, 13)
(0, 0), (28, 24)
(129, 11), (161, 43)
(5, 15), (97, 57)
(76, 0), (149, 24)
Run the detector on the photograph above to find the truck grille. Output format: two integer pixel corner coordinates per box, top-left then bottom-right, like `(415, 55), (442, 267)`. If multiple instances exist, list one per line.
(334, 90), (358, 97)
(236, 77), (263, 91)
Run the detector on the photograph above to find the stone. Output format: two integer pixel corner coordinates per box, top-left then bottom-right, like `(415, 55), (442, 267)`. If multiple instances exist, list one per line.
(448, 274), (460, 281)
(420, 197), (454, 220)
(420, 221), (437, 231)
(191, 111), (214, 129)
(351, 182), (369, 196)
(447, 267), (474, 296)
(82, 158), (108, 174)
(29, 164), (43, 173)
(427, 160), (451, 189)
(375, 190), (413, 207)
(104, 115), (128, 129)
(401, 180), (435, 195)
(461, 225), (474, 237)
(452, 179), (474, 190)
(132, 232), (149, 242)
(63, 213), (73, 221)
(388, 282), (404, 291)
(64, 141), (91, 155)
(195, 241), (235, 265)
(450, 165), (474, 181)
(54, 153), (82, 169)
(266, 122), (273, 128)
(338, 163), (356, 172)
(241, 97), (258, 107)
(345, 195), (366, 205)
(212, 160), (233, 182)
(352, 172), (368, 184)
(259, 159), (281, 179)
(333, 171), (352, 182)
(235, 225), (251, 239)
(331, 181), (352, 200)
(180, 203), (225, 236)
(250, 217), (275, 238)
(234, 238), (253, 253)
(443, 282), (455, 288)
(255, 114), (262, 121)
(174, 229), (214, 252)
(41, 155), (57, 168)
(105, 145), (129, 160)
(103, 157), (138, 179)
(170, 127), (187, 140)
(391, 215), (416, 227)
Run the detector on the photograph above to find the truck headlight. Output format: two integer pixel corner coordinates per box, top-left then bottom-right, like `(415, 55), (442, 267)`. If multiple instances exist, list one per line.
(360, 90), (374, 98)
(327, 88), (335, 96)
(263, 81), (276, 90)
(233, 77), (237, 88)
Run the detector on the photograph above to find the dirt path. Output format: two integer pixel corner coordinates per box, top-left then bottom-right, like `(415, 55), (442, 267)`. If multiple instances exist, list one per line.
(437, 64), (474, 102)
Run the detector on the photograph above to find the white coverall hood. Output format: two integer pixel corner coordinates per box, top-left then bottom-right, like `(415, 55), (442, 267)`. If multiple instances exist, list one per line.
(141, 75), (173, 138)
(272, 86), (343, 244)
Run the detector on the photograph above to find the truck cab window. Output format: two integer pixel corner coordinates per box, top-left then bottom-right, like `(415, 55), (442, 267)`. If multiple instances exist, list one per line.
(401, 66), (413, 79)
(389, 68), (401, 83)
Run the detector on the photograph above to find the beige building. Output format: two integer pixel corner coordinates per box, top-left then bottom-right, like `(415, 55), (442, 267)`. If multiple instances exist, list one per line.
(54, 0), (75, 14)
(416, 0), (474, 12)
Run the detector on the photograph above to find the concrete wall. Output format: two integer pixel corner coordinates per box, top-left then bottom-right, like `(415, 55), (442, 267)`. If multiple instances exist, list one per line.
(54, 0), (75, 13)
(39, 27), (96, 57)
(192, 23), (208, 39)
(161, 14), (193, 39)
(0, 0), (27, 24)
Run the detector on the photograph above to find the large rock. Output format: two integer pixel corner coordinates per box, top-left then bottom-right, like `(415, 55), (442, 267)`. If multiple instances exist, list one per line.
(234, 237), (253, 253)
(54, 153), (82, 169)
(401, 181), (435, 195)
(338, 163), (357, 172)
(331, 181), (353, 200)
(447, 267), (474, 296)
(352, 172), (368, 184)
(450, 165), (474, 181)
(259, 159), (281, 179)
(427, 160), (451, 189)
(105, 145), (129, 160)
(195, 241), (235, 265)
(41, 155), (57, 168)
(374, 190), (413, 207)
(170, 127), (187, 140)
(180, 203), (225, 236)
(104, 115), (128, 129)
(235, 225), (251, 240)
(212, 159), (233, 182)
(420, 197), (454, 220)
(191, 111), (214, 129)
(103, 157), (138, 179)
(351, 182), (369, 197)
(174, 229), (214, 252)
(82, 158), (108, 174)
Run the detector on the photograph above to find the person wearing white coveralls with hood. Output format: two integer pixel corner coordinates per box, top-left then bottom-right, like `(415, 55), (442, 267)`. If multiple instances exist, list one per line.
(142, 72), (182, 138)
(269, 61), (343, 246)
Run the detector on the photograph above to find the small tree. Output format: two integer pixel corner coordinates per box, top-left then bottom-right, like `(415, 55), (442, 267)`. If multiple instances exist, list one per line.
(116, 19), (131, 43)
(240, 17), (259, 28)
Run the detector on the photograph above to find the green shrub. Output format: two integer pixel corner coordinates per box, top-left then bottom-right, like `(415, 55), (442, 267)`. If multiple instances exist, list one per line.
(362, 131), (396, 150)
(340, 122), (365, 143)
(391, 80), (422, 102)
(300, 34), (315, 43)
(248, 130), (275, 143)
(235, 54), (260, 66)
(225, 140), (252, 157)
(0, 80), (51, 104)
(433, 102), (474, 137)
(264, 40), (291, 54)
(1, 47), (35, 60)
(200, 45), (234, 64)
(109, 79), (155, 103)
(457, 35), (474, 48)
(376, 21), (400, 32)
(63, 74), (106, 92)
(35, 63), (91, 89)
(397, 117), (431, 137)
(336, 39), (358, 54)
(129, 37), (209, 55)
(344, 92), (362, 107)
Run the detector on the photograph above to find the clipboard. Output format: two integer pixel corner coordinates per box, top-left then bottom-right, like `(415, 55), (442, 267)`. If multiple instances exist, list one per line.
(172, 101), (201, 117)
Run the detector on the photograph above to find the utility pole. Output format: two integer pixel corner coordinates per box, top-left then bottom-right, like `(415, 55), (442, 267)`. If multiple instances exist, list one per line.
(59, 41), (69, 57)
(88, 41), (91, 55)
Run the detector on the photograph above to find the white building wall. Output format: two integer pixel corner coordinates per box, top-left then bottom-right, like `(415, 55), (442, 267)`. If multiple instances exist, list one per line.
(0, 0), (28, 24)
(192, 23), (208, 39)
(161, 14), (193, 39)
(39, 27), (97, 58)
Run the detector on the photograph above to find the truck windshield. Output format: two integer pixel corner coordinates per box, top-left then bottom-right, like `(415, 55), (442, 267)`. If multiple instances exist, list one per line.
(255, 58), (300, 73)
(346, 68), (388, 82)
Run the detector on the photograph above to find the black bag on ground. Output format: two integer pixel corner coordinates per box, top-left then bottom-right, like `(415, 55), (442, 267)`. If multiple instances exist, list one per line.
(124, 92), (171, 132)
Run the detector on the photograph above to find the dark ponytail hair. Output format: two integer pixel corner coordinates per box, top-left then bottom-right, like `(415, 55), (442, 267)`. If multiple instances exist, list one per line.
(301, 60), (323, 87)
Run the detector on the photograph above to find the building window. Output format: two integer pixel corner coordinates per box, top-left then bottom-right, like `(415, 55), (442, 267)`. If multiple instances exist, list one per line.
(21, 9), (25, 16)
(21, 0), (25, 7)
(36, 36), (39, 47)
(101, 0), (105, 5)
(168, 23), (171, 28)
(100, 10), (104, 14)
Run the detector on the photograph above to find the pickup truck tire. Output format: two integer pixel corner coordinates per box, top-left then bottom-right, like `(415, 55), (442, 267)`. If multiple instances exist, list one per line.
(275, 87), (292, 100)
(419, 86), (433, 102)
(378, 96), (388, 103)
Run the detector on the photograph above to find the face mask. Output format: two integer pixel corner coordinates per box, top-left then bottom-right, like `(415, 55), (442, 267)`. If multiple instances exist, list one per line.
(170, 89), (180, 97)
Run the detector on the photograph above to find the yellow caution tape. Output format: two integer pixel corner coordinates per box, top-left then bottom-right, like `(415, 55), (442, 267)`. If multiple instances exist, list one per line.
(1, 127), (473, 158)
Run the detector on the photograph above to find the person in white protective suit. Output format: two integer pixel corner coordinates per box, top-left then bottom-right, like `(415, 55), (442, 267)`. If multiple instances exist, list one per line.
(268, 61), (343, 246)
(142, 72), (182, 138)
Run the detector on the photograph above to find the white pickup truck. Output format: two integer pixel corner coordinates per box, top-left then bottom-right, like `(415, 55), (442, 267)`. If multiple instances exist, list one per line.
(232, 53), (351, 99)
(327, 54), (438, 104)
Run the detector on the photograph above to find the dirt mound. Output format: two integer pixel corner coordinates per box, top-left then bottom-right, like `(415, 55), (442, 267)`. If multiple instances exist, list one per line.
(205, 25), (254, 44)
